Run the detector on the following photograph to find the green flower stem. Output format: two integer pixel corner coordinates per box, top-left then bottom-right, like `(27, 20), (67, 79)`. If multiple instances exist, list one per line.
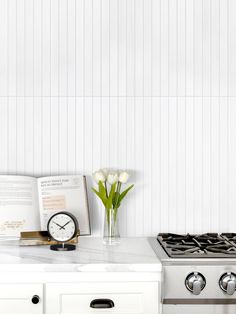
(106, 208), (116, 237)
(107, 210), (111, 237)
(113, 182), (122, 222)
(104, 181), (108, 198)
(106, 208), (109, 226)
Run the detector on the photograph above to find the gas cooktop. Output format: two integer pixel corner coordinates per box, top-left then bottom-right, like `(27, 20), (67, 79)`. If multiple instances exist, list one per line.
(157, 233), (236, 258)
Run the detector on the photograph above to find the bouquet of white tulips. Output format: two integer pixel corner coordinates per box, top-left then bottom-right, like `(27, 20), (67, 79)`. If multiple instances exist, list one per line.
(92, 169), (134, 219)
(92, 169), (134, 243)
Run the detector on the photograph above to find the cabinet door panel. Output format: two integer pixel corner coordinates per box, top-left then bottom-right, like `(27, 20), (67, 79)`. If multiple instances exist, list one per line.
(0, 283), (43, 314)
(46, 282), (159, 314)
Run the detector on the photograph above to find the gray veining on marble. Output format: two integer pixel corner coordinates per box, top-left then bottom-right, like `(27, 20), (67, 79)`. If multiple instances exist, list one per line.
(0, 237), (161, 272)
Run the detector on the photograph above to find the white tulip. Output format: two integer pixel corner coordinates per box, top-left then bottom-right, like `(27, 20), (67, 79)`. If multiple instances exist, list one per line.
(107, 172), (119, 185)
(101, 168), (109, 179)
(119, 171), (130, 183)
(93, 170), (106, 183)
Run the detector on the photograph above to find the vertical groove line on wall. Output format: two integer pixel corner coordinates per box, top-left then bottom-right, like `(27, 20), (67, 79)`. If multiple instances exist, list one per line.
(150, 0), (153, 234)
(210, 0), (212, 231)
(142, 0), (144, 235)
(74, 0), (77, 173)
(124, 0), (128, 235)
(109, 0), (110, 99)
(92, 0), (94, 170)
(16, 0), (18, 173)
(58, 0), (60, 174)
(192, 0), (195, 232)
(99, 0), (102, 235)
(184, 0), (187, 233)
(133, 0), (136, 236)
(201, 0), (204, 233)
(100, 0), (102, 173)
(49, 0), (52, 174)
(33, 0), (35, 176)
(159, 0), (162, 232)
(83, 0), (85, 174)
(218, 97), (221, 231)
(176, 0), (178, 232)
(117, 0), (119, 100)
(218, 0), (220, 231)
(41, 0), (43, 175)
(24, 0), (26, 173)
(219, 0), (220, 96)
(218, 98), (221, 229)
(167, 0), (170, 232)
(66, 0), (68, 174)
(91, 0), (94, 231)
(132, 0), (137, 236)
(227, 0), (229, 230)
(108, 0), (110, 168)
(7, 0), (9, 173)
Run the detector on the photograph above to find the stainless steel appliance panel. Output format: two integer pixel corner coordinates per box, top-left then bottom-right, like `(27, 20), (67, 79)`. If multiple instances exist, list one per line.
(163, 304), (236, 314)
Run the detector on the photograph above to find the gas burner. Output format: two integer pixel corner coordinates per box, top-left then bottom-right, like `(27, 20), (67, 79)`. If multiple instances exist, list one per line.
(157, 233), (236, 258)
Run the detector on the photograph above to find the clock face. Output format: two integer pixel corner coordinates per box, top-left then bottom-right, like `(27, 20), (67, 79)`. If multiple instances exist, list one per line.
(47, 212), (77, 243)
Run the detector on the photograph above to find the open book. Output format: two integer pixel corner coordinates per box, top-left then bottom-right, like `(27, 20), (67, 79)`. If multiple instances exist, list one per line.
(0, 175), (90, 237)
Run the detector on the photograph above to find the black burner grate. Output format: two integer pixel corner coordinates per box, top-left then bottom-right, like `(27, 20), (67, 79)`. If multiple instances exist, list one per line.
(157, 233), (236, 258)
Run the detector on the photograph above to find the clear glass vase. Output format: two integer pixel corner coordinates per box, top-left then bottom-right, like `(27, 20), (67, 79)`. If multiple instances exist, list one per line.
(103, 208), (120, 245)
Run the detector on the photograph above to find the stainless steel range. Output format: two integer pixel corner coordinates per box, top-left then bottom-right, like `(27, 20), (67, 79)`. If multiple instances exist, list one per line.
(151, 233), (236, 314)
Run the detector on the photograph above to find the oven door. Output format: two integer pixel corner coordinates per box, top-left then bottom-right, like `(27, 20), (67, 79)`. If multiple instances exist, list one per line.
(163, 304), (236, 314)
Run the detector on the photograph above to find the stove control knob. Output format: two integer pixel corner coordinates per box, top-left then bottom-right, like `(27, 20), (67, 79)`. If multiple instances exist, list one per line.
(185, 272), (206, 295)
(219, 272), (236, 295)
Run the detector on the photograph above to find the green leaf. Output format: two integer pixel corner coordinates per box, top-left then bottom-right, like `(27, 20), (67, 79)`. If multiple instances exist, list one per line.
(98, 181), (107, 199)
(106, 183), (116, 210)
(117, 184), (134, 207)
(112, 191), (120, 207)
(91, 187), (107, 207)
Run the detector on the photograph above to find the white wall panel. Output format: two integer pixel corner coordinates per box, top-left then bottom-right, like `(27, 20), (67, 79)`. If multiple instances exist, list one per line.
(16, 98), (25, 174)
(126, 98), (135, 236)
(0, 0), (236, 235)
(0, 1), (8, 96)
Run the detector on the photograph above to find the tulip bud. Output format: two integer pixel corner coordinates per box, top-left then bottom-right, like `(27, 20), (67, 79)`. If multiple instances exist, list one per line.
(101, 168), (109, 179)
(93, 170), (106, 183)
(119, 171), (130, 183)
(107, 172), (119, 185)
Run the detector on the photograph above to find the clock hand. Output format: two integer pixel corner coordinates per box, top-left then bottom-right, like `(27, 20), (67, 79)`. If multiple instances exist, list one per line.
(59, 220), (72, 229)
(53, 221), (65, 230)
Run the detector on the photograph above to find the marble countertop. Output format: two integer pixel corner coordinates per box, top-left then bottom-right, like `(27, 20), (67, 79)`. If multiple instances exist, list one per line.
(0, 237), (162, 272)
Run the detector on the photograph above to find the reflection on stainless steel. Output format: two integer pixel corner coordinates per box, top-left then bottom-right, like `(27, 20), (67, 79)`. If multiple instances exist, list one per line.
(219, 272), (236, 295)
(150, 233), (236, 314)
(163, 298), (236, 304)
(185, 272), (206, 295)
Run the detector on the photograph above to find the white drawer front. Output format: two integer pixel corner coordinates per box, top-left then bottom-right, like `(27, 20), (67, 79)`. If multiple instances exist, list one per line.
(46, 282), (159, 314)
(0, 283), (43, 314)
(62, 293), (142, 313)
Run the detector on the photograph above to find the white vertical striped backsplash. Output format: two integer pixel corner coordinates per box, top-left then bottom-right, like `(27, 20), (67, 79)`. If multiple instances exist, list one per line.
(0, 0), (236, 236)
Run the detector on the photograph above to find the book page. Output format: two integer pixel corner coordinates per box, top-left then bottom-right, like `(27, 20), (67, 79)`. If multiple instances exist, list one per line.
(37, 175), (90, 235)
(0, 175), (40, 237)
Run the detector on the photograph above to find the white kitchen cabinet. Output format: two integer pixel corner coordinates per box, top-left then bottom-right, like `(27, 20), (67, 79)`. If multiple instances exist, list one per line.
(0, 283), (43, 314)
(46, 281), (159, 314)
(0, 238), (162, 314)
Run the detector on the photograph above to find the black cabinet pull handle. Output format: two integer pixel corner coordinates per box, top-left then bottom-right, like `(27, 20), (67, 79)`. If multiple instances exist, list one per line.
(90, 298), (115, 309)
(31, 295), (40, 304)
